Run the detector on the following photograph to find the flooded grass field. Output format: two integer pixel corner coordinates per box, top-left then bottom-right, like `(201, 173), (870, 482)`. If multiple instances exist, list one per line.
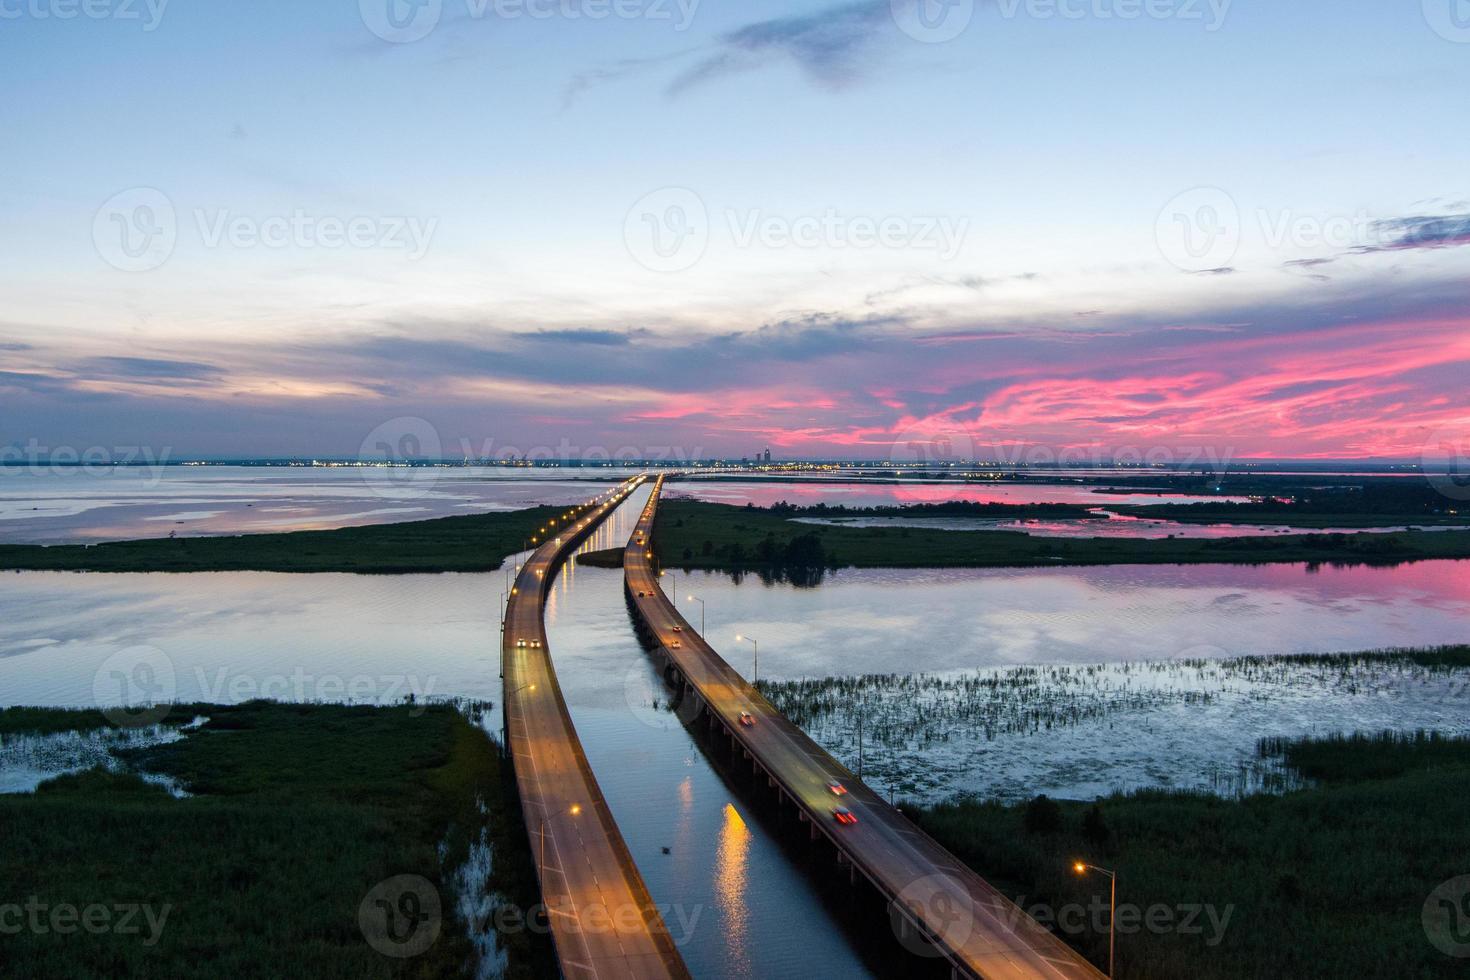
(759, 647), (1470, 803)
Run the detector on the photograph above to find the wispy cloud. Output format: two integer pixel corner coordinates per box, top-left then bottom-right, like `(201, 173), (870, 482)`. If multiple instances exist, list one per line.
(668, 1), (894, 95)
(75, 357), (224, 381)
(564, 0), (915, 103)
(1357, 212), (1470, 253)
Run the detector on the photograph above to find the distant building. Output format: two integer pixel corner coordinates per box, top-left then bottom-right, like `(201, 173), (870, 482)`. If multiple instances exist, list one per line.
(762, 448), (772, 463)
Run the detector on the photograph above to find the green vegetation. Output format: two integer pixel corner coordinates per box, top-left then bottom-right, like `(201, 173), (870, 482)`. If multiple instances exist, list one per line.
(1115, 483), (1470, 527)
(654, 499), (1470, 575)
(912, 730), (1470, 979)
(0, 506), (574, 573)
(0, 701), (548, 979)
(575, 547), (625, 568)
(760, 646), (1470, 744)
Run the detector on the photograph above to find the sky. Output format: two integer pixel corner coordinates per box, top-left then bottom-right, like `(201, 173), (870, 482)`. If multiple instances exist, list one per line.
(2, 0), (1469, 462)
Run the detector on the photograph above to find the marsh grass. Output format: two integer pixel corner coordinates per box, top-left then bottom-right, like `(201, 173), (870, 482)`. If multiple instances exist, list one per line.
(654, 499), (1470, 572)
(0, 505), (570, 573)
(912, 730), (1470, 979)
(759, 645), (1470, 751)
(0, 700), (550, 979)
(758, 646), (1470, 801)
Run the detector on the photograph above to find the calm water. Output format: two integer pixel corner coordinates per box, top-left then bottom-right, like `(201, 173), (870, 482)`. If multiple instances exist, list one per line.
(0, 466), (640, 544)
(4, 557), (1467, 713)
(674, 480), (1243, 509)
(4, 507), (1469, 973)
(0, 469), (1240, 544)
(541, 485), (885, 978)
(677, 560), (1470, 677)
(792, 512), (1470, 539)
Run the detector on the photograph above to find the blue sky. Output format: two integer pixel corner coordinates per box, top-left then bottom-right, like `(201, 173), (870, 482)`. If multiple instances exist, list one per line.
(2, 1), (1469, 459)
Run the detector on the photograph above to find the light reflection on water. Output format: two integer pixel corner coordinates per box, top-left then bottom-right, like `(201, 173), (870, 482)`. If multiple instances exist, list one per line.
(683, 560), (1470, 679)
(715, 804), (752, 977)
(675, 480), (1247, 509)
(542, 485), (880, 979)
(2, 508), (1469, 972)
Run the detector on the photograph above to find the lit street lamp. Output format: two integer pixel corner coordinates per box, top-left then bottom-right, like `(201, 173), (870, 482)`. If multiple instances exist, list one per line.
(686, 594), (705, 634)
(660, 570), (676, 605)
(1073, 861), (1117, 979)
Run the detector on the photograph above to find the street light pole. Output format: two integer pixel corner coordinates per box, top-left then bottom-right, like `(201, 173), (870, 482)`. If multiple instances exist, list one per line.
(687, 595), (705, 634)
(736, 634), (758, 683)
(660, 570), (676, 606)
(1074, 862), (1117, 979)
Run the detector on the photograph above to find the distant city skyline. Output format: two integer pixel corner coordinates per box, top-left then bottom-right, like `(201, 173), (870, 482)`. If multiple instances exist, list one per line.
(2, 2), (1468, 459)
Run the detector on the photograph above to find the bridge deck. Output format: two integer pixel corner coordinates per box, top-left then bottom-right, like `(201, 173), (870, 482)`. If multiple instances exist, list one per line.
(624, 476), (1106, 980)
(504, 476), (691, 980)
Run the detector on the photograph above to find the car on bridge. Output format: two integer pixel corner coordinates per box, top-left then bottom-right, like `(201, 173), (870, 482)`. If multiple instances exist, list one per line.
(832, 806), (857, 825)
(672, 625), (682, 632)
(670, 639), (681, 649)
(826, 781), (847, 796)
(738, 711), (755, 727)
